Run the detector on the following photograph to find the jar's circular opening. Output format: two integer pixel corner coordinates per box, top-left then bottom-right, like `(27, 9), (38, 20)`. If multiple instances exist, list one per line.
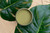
(16, 8), (33, 26)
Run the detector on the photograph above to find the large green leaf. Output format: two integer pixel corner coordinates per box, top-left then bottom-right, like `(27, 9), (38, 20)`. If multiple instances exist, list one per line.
(0, 0), (32, 21)
(15, 4), (50, 33)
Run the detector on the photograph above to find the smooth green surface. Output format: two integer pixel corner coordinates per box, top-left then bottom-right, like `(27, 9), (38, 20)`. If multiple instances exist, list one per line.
(15, 4), (50, 33)
(0, 0), (32, 21)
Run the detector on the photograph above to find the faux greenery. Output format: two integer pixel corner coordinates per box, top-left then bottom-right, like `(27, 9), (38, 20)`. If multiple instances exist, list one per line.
(0, 0), (50, 33)
(15, 5), (50, 33)
(0, 0), (32, 21)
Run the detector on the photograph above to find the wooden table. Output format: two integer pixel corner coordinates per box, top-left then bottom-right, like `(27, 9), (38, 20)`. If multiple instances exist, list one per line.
(0, 0), (50, 33)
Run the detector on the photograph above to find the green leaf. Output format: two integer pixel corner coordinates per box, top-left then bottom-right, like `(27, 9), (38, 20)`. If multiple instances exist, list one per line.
(0, 0), (32, 21)
(15, 4), (50, 33)
(0, 11), (1, 16)
(1, 8), (16, 21)
(15, 26), (21, 33)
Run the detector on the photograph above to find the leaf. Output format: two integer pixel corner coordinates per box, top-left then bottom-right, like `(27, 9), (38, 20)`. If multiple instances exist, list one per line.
(0, 9), (2, 16)
(0, 11), (1, 16)
(15, 26), (21, 33)
(0, 0), (32, 21)
(1, 8), (15, 21)
(15, 4), (50, 33)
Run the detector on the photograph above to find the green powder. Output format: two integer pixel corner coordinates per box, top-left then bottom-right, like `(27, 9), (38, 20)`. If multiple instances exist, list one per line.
(16, 9), (32, 26)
